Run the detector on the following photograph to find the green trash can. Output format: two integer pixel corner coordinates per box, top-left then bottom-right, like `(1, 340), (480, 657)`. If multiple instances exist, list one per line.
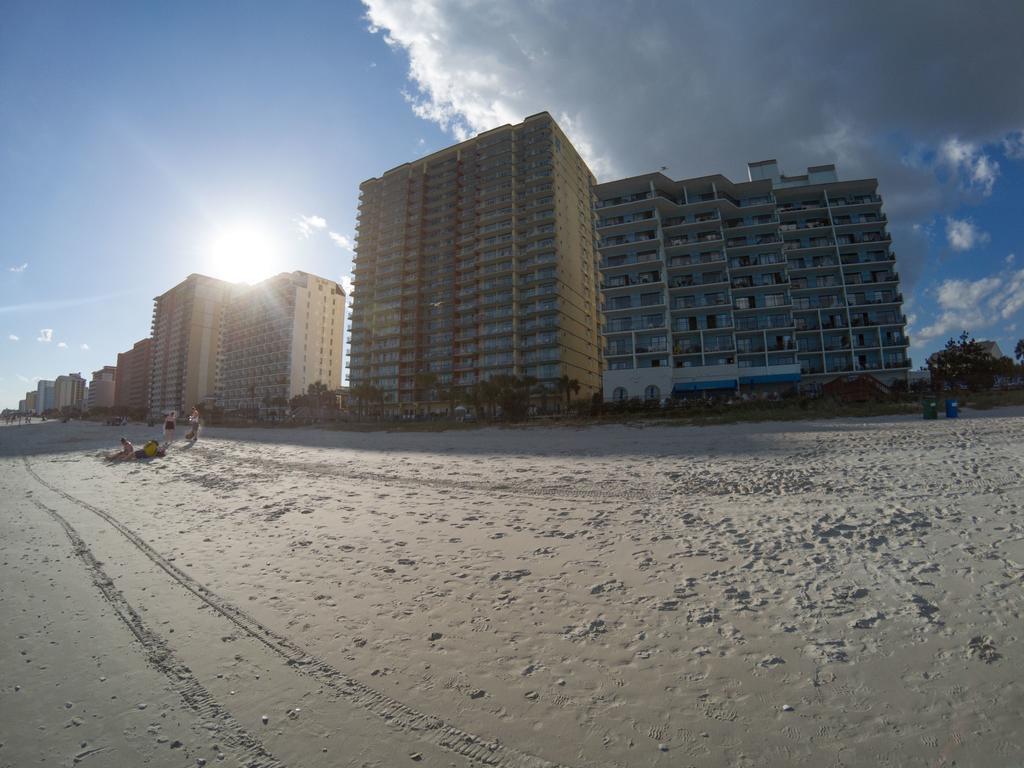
(922, 398), (938, 420)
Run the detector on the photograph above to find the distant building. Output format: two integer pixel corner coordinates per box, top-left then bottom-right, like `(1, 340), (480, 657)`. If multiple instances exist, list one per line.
(87, 365), (117, 410)
(596, 160), (910, 401)
(978, 340), (1004, 359)
(149, 274), (236, 416)
(218, 271), (345, 414)
(36, 379), (55, 413)
(25, 391), (37, 413)
(18, 398), (27, 413)
(115, 338), (152, 412)
(54, 372), (86, 410)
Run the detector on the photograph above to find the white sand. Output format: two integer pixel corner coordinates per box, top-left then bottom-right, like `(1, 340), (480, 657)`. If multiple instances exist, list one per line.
(2, 410), (1023, 767)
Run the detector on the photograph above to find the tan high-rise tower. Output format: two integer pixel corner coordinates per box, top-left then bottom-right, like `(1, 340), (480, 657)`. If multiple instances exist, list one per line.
(349, 112), (601, 416)
(149, 273), (235, 416)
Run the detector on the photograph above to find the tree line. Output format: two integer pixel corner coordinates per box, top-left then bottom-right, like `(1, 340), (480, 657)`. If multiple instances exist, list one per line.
(349, 373), (582, 420)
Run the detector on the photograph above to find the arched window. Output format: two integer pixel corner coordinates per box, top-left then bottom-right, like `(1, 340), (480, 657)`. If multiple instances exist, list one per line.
(612, 387), (628, 402)
(644, 385), (660, 401)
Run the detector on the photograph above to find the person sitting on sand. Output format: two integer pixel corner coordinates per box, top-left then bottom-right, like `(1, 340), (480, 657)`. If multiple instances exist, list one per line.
(133, 440), (166, 459)
(106, 437), (135, 461)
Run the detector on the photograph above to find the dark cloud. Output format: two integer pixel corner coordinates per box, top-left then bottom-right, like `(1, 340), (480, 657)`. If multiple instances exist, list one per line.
(364, 0), (1024, 317)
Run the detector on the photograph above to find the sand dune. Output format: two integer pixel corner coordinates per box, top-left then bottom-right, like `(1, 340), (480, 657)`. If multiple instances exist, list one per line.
(2, 411), (1022, 767)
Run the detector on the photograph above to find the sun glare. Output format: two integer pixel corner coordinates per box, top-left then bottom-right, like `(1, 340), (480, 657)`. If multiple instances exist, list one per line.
(207, 221), (280, 284)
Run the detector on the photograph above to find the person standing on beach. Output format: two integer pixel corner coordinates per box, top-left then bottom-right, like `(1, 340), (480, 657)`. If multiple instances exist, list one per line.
(163, 410), (176, 445)
(186, 406), (200, 441)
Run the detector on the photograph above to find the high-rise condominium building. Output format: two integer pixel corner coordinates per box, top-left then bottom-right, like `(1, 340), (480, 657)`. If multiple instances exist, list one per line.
(87, 365), (117, 410)
(149, 274), (235, 416)
(25, 391), (37, 413)
(36, 379), (55, 413)
(54, 372), (86, 410)
(115, 338), (152, 412)
(350, 111), (602, 416)
(218, 271), (345, 414)
(597, 160), (909, 401)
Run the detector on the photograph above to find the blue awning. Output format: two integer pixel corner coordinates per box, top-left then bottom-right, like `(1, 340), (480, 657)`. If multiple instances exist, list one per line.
(672, 379), (737, 393)
(738, 373), (801, 385)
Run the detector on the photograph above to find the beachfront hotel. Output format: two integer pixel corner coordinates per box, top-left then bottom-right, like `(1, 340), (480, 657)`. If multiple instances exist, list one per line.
(596, 160), (910, 401)
(349, 111), (602, 416)
(35, 379), (55, 413)
(217, 271), (345, 415)
(148, 273), (235, 417)
(54, 372), (87, 410)
(86, 365), (117, 410)
(114, 338), (152, 413)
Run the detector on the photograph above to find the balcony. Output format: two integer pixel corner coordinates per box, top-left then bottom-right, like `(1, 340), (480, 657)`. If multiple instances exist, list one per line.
(600, 231), (657, 249)
(598, 211), (656, 229)
(596, 191), (653, 209)
(668, 251), (726, 269)
(635, 342), (669, 355)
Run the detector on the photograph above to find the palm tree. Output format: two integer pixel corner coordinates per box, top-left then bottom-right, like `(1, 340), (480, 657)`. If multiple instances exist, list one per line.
(1016, 337), (1024, 364)
(414, 371), (438, 412)
(557, 375), (581, 411)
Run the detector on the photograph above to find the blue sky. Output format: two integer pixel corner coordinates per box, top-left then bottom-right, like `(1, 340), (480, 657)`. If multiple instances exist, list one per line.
(3, 0), (1023, 408)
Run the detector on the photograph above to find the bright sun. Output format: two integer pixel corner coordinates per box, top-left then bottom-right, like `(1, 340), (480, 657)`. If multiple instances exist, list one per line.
(207, 221), (280, 283)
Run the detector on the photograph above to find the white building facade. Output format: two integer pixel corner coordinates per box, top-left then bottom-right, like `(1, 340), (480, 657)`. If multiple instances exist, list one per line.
(217, 271), (346, 414)
(597, 161), (910, 402)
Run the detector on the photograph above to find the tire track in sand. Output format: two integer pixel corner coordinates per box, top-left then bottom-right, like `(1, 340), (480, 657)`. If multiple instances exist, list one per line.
(25, 494), (285, 768)
(24, 457), (569, 768)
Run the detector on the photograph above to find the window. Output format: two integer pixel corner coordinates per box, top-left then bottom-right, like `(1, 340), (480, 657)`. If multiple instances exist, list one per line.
(644, 385), (660, 401)
(612, 386), (628, 402)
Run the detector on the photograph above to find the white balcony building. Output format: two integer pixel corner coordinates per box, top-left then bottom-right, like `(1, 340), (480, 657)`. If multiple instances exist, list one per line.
(597, 160), (910, 402)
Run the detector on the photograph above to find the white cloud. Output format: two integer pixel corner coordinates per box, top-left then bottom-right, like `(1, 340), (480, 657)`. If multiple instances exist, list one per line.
(8, 334), (18, 341)
(295, 214), (328, 238)
(945, 217), (990, 251)
(1003, 130), (1024, 159)
(340, 274), (355, 297)
(57, 341), (68, 349)
(8, 263), (27, 273)
(940, 138), (1000, 196)
(36, 328), (53, 343)
(329, 232), (355, 252)
(1006, 253), (1016, 265)
(917, 267), (1024, 342)
(80, 343), (90, 350)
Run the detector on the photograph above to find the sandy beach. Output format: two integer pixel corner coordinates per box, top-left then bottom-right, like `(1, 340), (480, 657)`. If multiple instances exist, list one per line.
(2, 410), (1023, 767)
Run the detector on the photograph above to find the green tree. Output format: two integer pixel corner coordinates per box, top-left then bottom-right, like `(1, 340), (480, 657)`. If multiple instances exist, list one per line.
(414, 371), (438, 410)
(1016, 338), (1024, 364)
(557, 375), (581, 411)
(927, 331), (998, 391)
